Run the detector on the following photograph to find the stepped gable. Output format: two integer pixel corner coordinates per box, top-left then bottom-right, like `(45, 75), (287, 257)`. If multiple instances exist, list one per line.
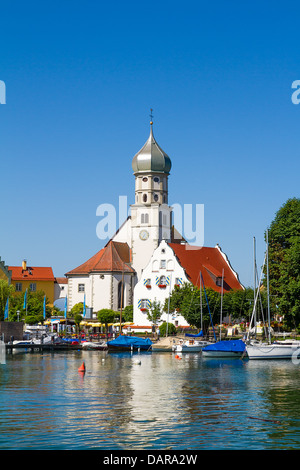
(168, 243), (243, 293)
(65, 241), (134, 276)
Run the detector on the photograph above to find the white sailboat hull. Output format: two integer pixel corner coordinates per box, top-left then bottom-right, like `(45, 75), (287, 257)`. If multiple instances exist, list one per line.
(246, 341), (300, 359)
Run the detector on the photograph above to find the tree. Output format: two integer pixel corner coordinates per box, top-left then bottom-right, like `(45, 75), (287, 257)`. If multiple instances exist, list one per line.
(146, 299), (163, 327)
(0, 280), (15, 320)
(165, 282), (254, 330)
(8, 289), (51, 322)
(74, 314), (83, 333)
(122, 305), (133, 322)
(266, 198), (300, 328)
(70, 302), (85, 316)
(97, 308), (118, 332)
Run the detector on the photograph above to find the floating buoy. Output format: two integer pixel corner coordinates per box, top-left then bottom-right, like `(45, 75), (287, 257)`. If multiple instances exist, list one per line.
(78, 361), (86, 372)
(132, 359), (141, 365)
(175, 354), (182, 360)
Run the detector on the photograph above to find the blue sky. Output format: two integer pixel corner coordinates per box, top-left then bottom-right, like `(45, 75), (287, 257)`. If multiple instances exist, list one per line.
(1, 0), (299, 288)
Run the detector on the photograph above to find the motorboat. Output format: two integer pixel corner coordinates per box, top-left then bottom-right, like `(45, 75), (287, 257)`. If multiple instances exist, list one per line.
(82, 341), (107, 350)
(173, 338), (212, 353)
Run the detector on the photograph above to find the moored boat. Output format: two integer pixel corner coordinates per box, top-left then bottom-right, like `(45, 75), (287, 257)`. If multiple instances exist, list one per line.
(173, 338), (212, 353)
(107, 335), (152, 352)
(202, 339), (246, 358)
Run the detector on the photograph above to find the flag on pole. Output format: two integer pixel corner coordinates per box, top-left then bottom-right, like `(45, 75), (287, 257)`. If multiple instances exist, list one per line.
(4, 298), (9, 320)
(23, 289), (27, 310)
(64, 296), (68, 319)
(83, 294), (86, 317)
(43, 295), (46, 319)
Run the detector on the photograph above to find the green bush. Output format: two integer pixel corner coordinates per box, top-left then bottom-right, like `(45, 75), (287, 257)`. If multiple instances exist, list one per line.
(159, 322), (177, 336)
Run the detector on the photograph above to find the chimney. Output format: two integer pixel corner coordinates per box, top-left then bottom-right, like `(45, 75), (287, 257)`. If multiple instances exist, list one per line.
(22, 259), (27, 271)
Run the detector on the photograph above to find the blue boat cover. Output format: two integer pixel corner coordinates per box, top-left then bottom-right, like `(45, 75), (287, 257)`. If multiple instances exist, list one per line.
(107, 335), (152, 349)
(202, 340), (245, 352)
(185, 330), (204, 338)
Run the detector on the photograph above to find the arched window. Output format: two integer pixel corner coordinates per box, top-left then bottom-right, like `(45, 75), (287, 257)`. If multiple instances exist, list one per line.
(118, 280), (124, 310)
(143, 194), (147, 203)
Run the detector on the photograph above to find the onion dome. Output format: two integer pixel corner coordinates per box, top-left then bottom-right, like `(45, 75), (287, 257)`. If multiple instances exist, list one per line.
(132, 123), (172, 175)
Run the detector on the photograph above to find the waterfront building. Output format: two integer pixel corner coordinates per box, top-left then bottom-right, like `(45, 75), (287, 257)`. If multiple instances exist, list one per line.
(8, 259), (55, 305)
(134, 239), (243, 327)
(66, 120), (243, 326)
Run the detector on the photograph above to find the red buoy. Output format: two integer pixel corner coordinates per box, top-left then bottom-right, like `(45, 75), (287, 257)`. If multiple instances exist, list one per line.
(78, 361), (86, 372)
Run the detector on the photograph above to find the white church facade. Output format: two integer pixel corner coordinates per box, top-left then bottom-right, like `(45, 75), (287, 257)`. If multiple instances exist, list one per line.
(65, 120), (243, 326)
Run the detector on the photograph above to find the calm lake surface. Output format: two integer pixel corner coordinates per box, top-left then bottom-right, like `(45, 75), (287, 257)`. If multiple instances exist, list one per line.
(0, 349), (300, 450)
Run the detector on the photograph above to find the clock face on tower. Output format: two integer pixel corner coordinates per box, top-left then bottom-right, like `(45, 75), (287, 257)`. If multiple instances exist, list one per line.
(139, 229), (149, 241)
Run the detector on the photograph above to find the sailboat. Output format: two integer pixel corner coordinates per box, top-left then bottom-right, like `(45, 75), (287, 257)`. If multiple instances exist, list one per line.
(202, 269), (246, 358)
(173, 272), (213, 353)
(246, 231), (300, 360)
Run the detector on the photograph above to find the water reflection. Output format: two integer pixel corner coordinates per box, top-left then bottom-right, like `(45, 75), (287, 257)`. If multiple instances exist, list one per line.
(1, 351), (300, 449)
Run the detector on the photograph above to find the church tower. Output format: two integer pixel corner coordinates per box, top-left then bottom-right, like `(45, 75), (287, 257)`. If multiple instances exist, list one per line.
(130, 119), (173, 279)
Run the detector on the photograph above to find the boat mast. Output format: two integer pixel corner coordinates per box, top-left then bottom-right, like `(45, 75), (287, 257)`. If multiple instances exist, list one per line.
(253, 236), (257, 339)
(220, 269), (224, 341)
(200, 271), (203, 332)
(266, 229), (271, 344)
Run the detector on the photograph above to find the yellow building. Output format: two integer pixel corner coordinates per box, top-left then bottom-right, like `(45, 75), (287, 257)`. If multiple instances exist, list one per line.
(8, 260), (55, 305)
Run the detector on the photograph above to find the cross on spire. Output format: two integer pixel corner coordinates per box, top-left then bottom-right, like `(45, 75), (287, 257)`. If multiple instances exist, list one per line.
(149, 108), (153, 125)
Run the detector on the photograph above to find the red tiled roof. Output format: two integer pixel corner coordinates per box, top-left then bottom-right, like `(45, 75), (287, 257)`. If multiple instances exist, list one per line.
(168, 243), (243, 293)
(9, 266), (55, 281)
(55, 277), (68, 284)
(65, 242), (135, 276)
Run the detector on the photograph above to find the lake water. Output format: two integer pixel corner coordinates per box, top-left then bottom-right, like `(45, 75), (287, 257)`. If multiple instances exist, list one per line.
(0, 349), (300, 451)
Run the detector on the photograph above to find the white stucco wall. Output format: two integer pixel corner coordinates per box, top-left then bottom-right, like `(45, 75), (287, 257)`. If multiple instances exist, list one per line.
(133, 240), (190, 327)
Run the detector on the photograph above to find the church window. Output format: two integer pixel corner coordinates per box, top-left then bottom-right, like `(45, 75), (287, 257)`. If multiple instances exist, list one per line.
(154, 194), (159, 202)
(141, 213), (149, 224)
(142, 177), (148, 182)
(118, 280), (124, 309)
(153, 177), (160, 183)
(143, 194), (147, 203)
(78, 284), (85, 292)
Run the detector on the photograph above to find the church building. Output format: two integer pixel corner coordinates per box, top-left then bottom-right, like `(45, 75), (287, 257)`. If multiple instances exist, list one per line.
(65, 120), (243, 324)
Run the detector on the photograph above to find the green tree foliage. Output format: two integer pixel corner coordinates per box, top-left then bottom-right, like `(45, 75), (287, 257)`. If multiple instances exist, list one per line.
(70, 302), (85, 316)
(146, 299), (163, 326)
(159, 321), (176, 336)
(97, 308), (118, 331)
(0, 279), (15, 320)
(165, 283), (255, 330)
(122, 305), (133, 322)
(6, 289), (51, 322)
(266, 198), (300, 328)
